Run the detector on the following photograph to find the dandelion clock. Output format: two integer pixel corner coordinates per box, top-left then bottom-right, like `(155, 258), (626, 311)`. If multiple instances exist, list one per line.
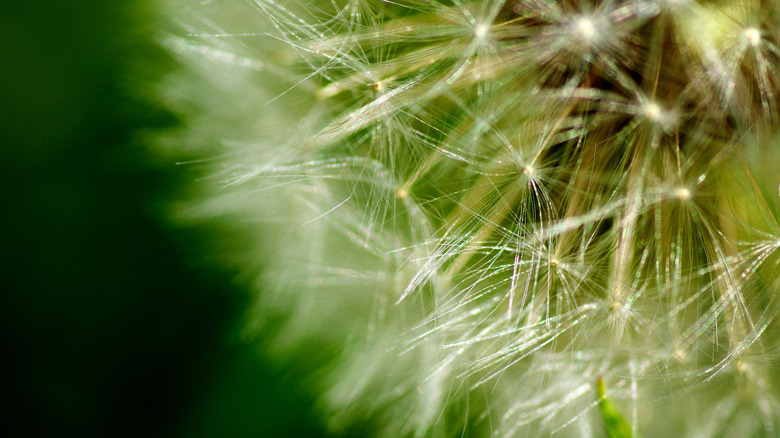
(156, 0), (780, 436)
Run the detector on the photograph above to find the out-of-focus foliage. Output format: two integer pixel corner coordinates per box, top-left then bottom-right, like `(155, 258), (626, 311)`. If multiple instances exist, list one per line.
(0, 1), (332, 437)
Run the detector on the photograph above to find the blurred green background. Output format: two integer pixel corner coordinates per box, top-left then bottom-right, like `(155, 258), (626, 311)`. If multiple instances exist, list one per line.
(0, 2), (334, 436)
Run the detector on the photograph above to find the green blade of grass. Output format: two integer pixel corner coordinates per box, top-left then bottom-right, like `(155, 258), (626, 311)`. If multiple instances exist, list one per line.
(597, 377), (637, 438)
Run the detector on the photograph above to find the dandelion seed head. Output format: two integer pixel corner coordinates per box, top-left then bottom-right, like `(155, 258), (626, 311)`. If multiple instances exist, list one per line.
(643, 102), (662, 121)
(575, 17), (597, 44)
(743, 27), (761, 46)
(474, 23), (490, 41)
(162, 0), (780, 435)
(676, 187), (692, 201)
(639, 100), (678, 130)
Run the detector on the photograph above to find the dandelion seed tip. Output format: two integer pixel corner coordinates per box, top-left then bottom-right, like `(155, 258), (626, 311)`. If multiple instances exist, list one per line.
(395, 187), (409, 199)
(474, 23), (490, 40)
(674, 347), (687, 361)
(522, 165), (535, 177)
(675, 187), (692, 201)
(743, 27), (761, 46)
(371, 81), (385, 92)
(609, 302), (622, 312)
(575, 17), (597, 43)
(643, 102), (662, 122)
(735, 360), (748, 373)
(550, 258), (559, 267)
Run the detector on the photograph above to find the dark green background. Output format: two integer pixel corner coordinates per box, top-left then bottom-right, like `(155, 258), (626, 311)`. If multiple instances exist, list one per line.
(0, 2), (332, 436)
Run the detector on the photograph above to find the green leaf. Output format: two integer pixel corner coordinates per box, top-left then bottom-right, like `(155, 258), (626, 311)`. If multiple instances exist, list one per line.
(596, 377), (638, 438)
